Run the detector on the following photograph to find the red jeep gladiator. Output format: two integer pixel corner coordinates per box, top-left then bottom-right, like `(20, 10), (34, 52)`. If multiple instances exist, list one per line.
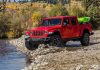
(25, 16), (93, 50)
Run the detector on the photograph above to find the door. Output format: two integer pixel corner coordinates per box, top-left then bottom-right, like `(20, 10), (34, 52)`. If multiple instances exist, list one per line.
(70, 17), (79, 37)
(62, 17), (73, 38)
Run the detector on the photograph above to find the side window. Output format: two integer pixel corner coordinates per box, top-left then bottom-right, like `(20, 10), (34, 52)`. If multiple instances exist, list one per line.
(71, 17), (76, 25)
(63, 18), (69, 26)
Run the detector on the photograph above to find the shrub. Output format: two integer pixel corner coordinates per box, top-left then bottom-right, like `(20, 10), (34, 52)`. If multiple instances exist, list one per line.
(0, 12), (12, 37)
(45, 4), (52, 12)
(49, 4), (68, 17)
(7, 31), (14, 38)
(31, 11), (43, 27)
(43, 4), (47, 8)
(67, 1), (86, 17)
(87, 6), (100, 29)
(1, 33), (8, 39)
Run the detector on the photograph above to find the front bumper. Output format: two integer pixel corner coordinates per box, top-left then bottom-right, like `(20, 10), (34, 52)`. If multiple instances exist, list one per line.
(25, 37), (50, 44)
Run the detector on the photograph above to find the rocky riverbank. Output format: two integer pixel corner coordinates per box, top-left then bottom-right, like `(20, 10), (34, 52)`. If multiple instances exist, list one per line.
(2, 30), (100, 70)
(22, 30), (100, 70)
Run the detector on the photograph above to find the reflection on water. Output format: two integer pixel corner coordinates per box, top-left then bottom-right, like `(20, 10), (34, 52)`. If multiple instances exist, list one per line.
(0, 41), (26, 70)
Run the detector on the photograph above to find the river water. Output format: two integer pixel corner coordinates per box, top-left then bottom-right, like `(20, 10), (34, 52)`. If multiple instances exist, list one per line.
(0, 42), (26, 70)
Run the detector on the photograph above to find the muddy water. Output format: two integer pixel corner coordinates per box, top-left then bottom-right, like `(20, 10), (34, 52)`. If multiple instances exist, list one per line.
(0, 43), (26, 70)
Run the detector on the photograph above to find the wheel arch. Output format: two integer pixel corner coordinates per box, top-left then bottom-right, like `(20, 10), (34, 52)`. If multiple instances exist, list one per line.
(82, 29), (90, 36)
(80, 29), (90, 46)
(49, 31), (61, 37)
(54, 31), (61, 35)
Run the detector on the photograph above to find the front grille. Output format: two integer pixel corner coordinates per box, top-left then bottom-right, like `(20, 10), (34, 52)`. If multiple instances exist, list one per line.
(32, 31), (45, 36)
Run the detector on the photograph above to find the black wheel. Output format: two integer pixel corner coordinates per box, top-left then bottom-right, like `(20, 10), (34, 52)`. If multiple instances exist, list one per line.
(25, 40), (38, 50)
(80, 33), (90, 46)
(63, 41), (67, 46)
(49, 35), (64, 47)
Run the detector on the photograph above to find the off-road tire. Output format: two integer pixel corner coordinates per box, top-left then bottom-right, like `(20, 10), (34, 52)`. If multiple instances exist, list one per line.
(80, 33), (90, 46)
(25, 40), (38, 50)
(49, 35), (64, 47)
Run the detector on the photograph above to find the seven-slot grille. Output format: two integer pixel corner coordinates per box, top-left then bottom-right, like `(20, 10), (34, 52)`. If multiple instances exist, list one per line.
(31, 30), (45, 36)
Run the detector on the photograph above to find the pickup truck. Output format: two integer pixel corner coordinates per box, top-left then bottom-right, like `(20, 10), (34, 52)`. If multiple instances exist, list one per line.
(25, 16), (93, 50)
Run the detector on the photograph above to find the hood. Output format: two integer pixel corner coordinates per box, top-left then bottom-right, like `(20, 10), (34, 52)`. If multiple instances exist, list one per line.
(30, 25), (62, 31)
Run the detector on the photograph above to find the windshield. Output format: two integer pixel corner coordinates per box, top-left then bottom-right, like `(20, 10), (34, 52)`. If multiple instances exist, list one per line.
(41, 18), (61, 26)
